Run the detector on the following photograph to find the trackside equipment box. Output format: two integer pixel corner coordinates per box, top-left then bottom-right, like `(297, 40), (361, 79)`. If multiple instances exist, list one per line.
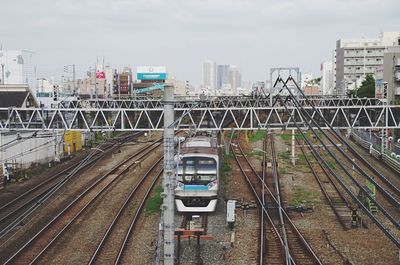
(227, 200), (236, 229)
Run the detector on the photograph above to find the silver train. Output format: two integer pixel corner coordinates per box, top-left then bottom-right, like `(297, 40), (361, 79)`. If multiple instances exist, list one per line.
(175, 133), (219, 212)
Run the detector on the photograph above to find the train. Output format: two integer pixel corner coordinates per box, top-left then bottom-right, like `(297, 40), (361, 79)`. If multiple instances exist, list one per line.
(175, 132), (219, 213)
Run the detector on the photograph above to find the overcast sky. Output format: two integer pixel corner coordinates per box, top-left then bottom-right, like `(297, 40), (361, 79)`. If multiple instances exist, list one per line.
(1, 0), (399, 85)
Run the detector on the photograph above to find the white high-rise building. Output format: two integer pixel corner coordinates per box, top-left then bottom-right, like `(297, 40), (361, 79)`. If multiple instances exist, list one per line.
(228, 65), (241, 91)
(0, 50), (36, 93)
(321, 61), (334, 95)
(202, 60), (216, 91)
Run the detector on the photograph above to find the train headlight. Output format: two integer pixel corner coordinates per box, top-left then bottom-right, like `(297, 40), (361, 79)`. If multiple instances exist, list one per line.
(176, 181), (184, 190)
(207, 180), (218, 190)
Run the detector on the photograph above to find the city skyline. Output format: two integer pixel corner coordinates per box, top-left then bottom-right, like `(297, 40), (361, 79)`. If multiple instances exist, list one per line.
(0, 0), (399, 85)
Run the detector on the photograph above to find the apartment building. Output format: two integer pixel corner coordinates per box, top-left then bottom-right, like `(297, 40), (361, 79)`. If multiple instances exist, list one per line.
(335, 32), (400, 96)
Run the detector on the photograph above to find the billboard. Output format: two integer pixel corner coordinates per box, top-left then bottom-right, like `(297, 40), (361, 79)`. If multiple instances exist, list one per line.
(137, 66), (167, 80)
(96, 71), (105, 79)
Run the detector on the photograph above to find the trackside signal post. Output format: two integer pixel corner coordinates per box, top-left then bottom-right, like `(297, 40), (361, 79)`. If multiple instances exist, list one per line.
(162, 85), (175, 264)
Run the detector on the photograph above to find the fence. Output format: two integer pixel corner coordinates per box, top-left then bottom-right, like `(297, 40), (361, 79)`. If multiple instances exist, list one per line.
(352, 129), (400, 173)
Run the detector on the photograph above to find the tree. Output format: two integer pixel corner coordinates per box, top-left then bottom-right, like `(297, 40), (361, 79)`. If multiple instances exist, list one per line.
(348, 74), (375, 98)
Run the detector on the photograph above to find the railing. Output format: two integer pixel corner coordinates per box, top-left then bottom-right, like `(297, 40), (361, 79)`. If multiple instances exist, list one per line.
(352, 129), (400, 173)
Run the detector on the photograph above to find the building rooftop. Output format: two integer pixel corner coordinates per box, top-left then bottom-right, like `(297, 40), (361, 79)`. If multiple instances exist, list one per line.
(0, 84), (39, 108)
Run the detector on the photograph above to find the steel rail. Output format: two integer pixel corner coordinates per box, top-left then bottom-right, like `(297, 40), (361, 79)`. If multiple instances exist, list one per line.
(0, 132), (138, 212)
(268, 133), (291, 265)
(3, 138), (162, 264)
(297, 137), (351, 230)
(281, 76), (400, 205)
(278, 78), (400, 225)
(87, 156), (163, 265)
(259, 132), (266, 265)
(280, 97), (400, 248)
(280, 93), (400, 230)
(232, 137), (323, 264)
(0, 133), (142, 238)
(231, 142), (289, 264)
(113, 169), (163, 265)
(328, 129), (400, 195)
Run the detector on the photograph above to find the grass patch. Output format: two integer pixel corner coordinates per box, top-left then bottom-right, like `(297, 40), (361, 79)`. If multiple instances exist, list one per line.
(290, 187), (319, 208)
(248, 131), (265, 142)
(326, 160), (336, 170)
(145, 185), (163, 215)
(279, 134), (304, 141)
(248, 150), (263, 160)
(278, 151), (291, 160)
(220, 153), (234, 188)
(297, 153), (307, 164)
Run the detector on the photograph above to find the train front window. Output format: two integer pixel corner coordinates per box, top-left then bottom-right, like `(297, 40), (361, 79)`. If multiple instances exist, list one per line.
(177, 157), (217, 184)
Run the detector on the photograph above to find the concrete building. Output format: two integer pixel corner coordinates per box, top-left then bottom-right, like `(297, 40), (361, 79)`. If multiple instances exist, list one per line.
(335, 32), (400, 96)
(0, 50), (36, 94)
(376, 46), (400, 103)
(321, 61), (334, 95)
(216, 65), (229, 90)
(202, 60), (216, 91)
(228, 65), (241, 91)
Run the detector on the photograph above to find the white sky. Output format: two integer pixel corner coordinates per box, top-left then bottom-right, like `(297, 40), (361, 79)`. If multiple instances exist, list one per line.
(1, 0), (399, 85)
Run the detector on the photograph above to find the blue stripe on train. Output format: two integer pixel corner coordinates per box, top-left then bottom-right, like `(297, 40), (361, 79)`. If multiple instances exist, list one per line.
(184, 185), (208, 191)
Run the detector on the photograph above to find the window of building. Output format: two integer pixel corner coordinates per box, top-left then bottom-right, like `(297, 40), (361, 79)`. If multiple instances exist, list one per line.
(376, 58), (381, 62)
(367, 50), (372, 53)
(356, 75), (360, 78)
(356, 67), (361, 70)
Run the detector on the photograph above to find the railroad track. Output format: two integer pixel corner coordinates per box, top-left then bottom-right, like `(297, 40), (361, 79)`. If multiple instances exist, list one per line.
(319, 130), (400, 229)
(88, 157), (163, 265)
(0, 132), (142, 238)
(328, 130), (400, 204)
(279, 94), (400, 248)
(2, 136), (162, 264)
(297, 137), (354, 230)
(231, 132), (322, 265)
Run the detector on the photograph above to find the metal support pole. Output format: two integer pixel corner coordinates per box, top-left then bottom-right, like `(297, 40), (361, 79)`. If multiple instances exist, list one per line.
(72, 64), (76, 96)
(1, 64), (4, 85)
(162, 85), (175, 265)
(385, 102), (388, 153)
(269, 70), (273, 106)
(291, 129), (295, 165)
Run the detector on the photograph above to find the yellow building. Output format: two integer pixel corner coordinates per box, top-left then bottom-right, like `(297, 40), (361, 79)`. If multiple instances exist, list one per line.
(64, 131), (82, 153)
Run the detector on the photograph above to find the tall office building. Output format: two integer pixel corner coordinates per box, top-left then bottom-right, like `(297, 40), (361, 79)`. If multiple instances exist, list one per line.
(321, 61), (334, 95)
(228, 65), (241, 91)
(202, 60), (216, 90)
(0, 50), (36, 93)
(216, 65), (229, 90)
(335, 32), (400, 96)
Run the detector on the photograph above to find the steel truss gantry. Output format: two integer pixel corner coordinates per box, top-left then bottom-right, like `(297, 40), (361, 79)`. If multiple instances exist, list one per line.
(58, 96), (383, 109)
(0, 103), (399, 131)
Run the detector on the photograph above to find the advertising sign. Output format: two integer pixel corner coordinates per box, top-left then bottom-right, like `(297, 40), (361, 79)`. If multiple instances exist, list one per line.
(136, 66), (167, 80)
(96, 71), (105, 79)
(137, 73), (167, 80)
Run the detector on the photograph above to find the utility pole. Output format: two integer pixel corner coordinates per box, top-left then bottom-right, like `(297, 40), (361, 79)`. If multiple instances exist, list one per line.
(1, 63), (5, 85)
(72, 64), (76, 97)
(162, 84), (175, 265)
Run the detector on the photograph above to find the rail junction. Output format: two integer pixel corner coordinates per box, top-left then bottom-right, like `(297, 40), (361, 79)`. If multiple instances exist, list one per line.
(0, 76), (399, 264)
